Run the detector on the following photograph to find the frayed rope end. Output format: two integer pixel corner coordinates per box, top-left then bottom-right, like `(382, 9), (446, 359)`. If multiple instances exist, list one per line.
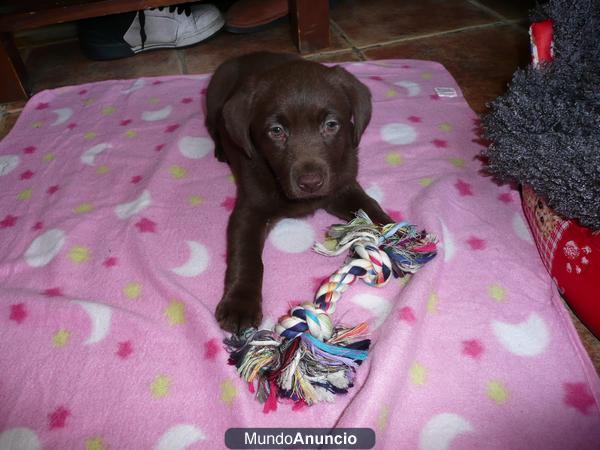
(225, 323), (370, 406)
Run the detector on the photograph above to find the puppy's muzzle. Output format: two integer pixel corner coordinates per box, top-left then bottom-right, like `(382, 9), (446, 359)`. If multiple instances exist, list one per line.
(291, 160), (329, 197)
(297, 171), (325, 193)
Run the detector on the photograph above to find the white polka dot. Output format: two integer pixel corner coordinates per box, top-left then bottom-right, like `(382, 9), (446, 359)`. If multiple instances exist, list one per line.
(171, 241), (210, 277)
(351, 293), (392, 329)
(25, 229), (66, 267)
(269, 219), (315, 253)
(81, 143), (112, 166)
(0, 427), (41, 450)
(51, 107), (73, 126)
(381, 123), (417, 145)
(394, 80), (421, 97)
(366, 184), (384, 204)
(179, 136), (213, 159)
(156, 424), (206, 450)
(115, 190), (151, 219)
(420, 413), (473, 450)
(512, 213), (534, 244)
(491, 313), (550, 357)
(75, 300), (112, 345)
(142, 105), (172, 121)
(0, 155), (20, 176)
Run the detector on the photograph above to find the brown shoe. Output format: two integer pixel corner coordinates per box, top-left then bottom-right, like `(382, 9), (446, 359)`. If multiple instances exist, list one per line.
(225, 0), (288, 33)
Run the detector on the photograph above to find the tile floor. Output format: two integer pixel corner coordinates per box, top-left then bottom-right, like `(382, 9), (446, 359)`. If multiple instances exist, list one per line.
(0, 0), (598, 372)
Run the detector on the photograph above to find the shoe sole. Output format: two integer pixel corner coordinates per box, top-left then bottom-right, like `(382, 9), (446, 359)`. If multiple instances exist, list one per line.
(130, 16), (225, 52)
(81, 16), (224, 60)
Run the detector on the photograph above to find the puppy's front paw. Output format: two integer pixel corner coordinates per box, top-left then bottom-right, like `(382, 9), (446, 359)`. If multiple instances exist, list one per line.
(215, 291), (262, 333)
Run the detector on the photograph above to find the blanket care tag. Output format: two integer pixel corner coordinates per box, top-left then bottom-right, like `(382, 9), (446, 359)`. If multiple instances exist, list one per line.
(434, 87), (458, 98)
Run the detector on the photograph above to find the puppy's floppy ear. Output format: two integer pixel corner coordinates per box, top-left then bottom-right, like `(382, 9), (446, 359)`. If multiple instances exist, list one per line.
(222, 82), (255, 159)
(330, 66), (372, 147)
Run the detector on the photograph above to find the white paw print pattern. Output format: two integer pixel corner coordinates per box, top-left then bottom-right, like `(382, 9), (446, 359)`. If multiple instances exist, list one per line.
(563, 240), (591, 275)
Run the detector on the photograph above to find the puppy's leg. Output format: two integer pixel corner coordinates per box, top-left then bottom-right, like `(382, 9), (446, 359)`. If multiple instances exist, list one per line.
(325, 182), (392, 225)
(213, 133), (228, 163)
(205, 118), (228, 163)
(216, 204), (267, 332)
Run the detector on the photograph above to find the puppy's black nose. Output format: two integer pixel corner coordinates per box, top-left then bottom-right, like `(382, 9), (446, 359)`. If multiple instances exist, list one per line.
(297, 172), (324, 193)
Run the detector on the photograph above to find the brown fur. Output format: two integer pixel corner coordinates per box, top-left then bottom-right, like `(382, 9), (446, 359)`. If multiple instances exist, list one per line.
(205, 52), (391, 332)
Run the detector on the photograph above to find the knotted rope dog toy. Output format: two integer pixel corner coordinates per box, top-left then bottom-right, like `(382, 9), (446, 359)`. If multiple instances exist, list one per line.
(225, 210), (437, 409)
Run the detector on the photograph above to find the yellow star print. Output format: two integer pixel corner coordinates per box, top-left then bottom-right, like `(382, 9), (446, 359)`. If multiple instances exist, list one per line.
(410, 362), (427, 385)
(96, 165), (110, 174)
(170, 166), (187, 179)
(18, 188), (33, 201)
(419, 177), (433, 187)
(85, 437), (106, 450)
(43, 153), (55, 162)
(488, 284), (506, 302)
(74, 203), (94, 214)
(189, 195), (203, 206)
(84, 131), (97, 140)
(439, 122), (453, 132)
(377, 405), (391, 431)
(151, 375), (171, 398)
(69, 246), (90, 263)
(125, 130), (137, 138)
(427, 292), (438, 313)
(221, 378), (237, 407)
(102, 106), (116, 115)
(487, 380), (509, 404)
(53, 329), (70, 347)
(385, 152), (404, 167)
(123, 282), (141, 300)
(449, 157), (466, 168)
(165, 300), (185, 326)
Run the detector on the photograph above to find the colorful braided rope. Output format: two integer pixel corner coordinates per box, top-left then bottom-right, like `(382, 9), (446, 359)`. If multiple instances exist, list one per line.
(225, 210), (437, 408)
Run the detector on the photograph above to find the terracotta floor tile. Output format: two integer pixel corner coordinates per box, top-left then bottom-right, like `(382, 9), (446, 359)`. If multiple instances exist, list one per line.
(363, 25), (530, 114)
(0, 112), (20, 140)
(24, 40), (183, 93)
(305, 50), (361, 64)
(472, 0), (537, 20)
(184, 22), (349, 74)
(331, 0), (499, 48)
(2, 100), (26, 114)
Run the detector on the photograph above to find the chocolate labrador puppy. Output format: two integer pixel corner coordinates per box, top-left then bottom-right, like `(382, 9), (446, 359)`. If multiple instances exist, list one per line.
(206, 51), (391, 332)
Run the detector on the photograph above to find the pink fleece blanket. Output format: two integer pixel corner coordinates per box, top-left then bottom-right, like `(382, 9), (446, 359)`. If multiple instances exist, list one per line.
(1, 60), (598, 450)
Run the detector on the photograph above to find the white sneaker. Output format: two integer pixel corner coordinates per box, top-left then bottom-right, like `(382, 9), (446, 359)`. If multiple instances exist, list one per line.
(124, 4), (224, 52)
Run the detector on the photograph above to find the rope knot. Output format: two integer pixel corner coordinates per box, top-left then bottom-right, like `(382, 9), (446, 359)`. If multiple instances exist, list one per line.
(351, 243), (393, 286)
(275, 302), (333, 341)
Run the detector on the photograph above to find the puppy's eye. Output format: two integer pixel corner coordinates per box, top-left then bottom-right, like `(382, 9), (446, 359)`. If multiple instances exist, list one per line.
(268, 125), (286, 140)
(323, 119), (340, 133)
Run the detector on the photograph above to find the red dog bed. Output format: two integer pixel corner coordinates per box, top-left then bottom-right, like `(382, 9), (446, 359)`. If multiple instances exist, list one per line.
(523, 20), (600, 337)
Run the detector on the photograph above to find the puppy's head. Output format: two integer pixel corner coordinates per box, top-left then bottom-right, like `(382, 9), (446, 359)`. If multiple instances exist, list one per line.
(222, 61), (372, 200)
